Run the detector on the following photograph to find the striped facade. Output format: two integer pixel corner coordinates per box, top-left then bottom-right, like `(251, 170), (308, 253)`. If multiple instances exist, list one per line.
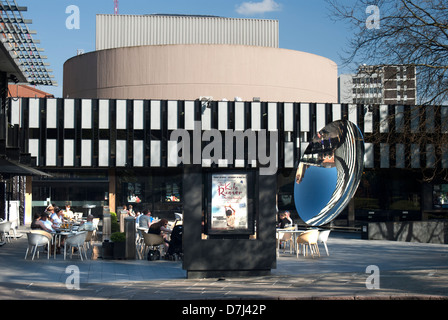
(9, 98), (448, 172)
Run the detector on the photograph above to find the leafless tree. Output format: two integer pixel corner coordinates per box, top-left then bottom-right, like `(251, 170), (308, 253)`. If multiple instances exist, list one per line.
(327, 0), (448, 182)
(328, 0), (448, 105)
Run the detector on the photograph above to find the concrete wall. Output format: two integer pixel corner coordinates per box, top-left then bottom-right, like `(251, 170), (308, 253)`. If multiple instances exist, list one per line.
(63, 44), (338, 103)
(368, 221), (448, 244)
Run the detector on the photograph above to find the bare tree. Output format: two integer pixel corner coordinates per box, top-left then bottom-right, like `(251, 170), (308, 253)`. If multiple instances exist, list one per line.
(328, 0), (448, 105)
(327, 0), (448, 182)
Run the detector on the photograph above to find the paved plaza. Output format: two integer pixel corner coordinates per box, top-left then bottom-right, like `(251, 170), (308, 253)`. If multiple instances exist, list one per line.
(0, 227), (447, 301)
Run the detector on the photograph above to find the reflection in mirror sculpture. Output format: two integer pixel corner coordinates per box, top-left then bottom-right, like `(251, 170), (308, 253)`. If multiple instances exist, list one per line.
(294, 120), (365, 226)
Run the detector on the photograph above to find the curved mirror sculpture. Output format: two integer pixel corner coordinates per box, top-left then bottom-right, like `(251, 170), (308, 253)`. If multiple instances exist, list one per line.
(294, 120), (365, 226)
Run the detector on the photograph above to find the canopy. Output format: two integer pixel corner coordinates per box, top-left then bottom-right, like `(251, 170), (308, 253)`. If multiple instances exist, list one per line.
(0, 157), (51, 178)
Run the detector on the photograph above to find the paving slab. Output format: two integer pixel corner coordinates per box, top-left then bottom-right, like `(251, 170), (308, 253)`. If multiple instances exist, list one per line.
(0, 228), (447, 302)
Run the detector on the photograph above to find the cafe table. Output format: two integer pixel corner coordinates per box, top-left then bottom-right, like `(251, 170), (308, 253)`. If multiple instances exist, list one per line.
(52, 229), (76, 258)
(276, 228), (307, 255)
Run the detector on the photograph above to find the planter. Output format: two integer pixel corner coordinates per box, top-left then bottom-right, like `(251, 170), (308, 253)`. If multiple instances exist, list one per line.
(102, 241), (114, 260)
(113, 241), (126, 259)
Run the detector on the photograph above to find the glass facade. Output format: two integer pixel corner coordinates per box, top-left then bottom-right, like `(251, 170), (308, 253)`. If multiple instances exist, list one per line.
(31, 168), (184, 220)
(275, 168), (424, 225)
(115, 168), (183, 219)
(433, 184), (448, 209)
(32, 169), (109, 216)
(354, 169), (421, 221)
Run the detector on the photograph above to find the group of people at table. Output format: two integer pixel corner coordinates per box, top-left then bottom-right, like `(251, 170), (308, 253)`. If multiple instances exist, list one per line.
(30, 203), (174, 255)
(122, 206), (173, 250)
(30, 205), (95, 254)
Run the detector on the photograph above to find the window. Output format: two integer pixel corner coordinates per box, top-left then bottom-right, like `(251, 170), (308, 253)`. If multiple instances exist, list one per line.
(433, 185), (448, 209)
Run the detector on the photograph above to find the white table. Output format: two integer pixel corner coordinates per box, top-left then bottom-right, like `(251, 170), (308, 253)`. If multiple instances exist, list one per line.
(52, 231), (74, 258)
(276, 229), (306, 255)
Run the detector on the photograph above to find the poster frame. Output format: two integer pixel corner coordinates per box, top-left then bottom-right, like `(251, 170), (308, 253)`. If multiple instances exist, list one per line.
(205, 169), (256, 237)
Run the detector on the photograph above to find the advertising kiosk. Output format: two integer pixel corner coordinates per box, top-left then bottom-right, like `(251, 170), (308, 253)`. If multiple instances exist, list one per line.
(182, 166), (276, 279)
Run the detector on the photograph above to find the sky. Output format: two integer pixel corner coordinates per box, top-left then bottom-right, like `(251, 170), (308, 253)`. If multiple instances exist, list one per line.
(17, 0), (357, 98)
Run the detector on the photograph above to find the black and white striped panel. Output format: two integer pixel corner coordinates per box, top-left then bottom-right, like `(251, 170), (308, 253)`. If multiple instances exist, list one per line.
(9, 98), (447, 172)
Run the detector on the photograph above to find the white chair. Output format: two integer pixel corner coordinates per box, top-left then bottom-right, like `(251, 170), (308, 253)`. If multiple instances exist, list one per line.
(174, 213), (183, 227)
(92, 218), (100, 229)
(64, 231), (88, 260)
(318, 230), (331, 256)
(24, 231), (52, 260)
(73, 212), (83, 220)
(296, 229), (320, 258)
(136, 227), (148, 259)
(142, 232), (164, 259)
(0, 221), (13, 243)
(92, 218), (100, 240)
(84, 230), (94, 249)
(276, 230), (294, 256)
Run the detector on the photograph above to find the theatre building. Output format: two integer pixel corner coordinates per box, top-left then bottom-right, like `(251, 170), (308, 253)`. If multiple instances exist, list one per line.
(3, 14), (448, 228)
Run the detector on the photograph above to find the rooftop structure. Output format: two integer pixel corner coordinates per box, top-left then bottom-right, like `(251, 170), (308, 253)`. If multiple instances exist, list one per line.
(96, 14), (279, 51)
(0, 0), (56, 86)
(66, 14), (336, 102)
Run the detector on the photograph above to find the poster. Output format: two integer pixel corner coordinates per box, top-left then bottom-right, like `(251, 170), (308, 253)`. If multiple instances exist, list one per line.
(211, 174), (248, 230)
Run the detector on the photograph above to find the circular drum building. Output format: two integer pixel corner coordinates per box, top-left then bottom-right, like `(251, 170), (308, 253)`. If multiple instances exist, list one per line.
(63, 44), (337, 102)
(63, 15), (337, 102)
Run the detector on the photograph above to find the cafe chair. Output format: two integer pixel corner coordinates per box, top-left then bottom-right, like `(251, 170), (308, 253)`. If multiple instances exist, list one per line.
(296, 229), (320, 258)
(0, 220), (13, 243)
(142, 232), (164, 259)
(136, 227), (148, 259)
(24, 231), (52, 260)
(64, 231), (88, 261)
(73, 212), (83, 220)
(318, 230), (331, 256)
(92, 218), (100, 239)
(84, 230), (94, 250)
(174, 213), (183, 227)
(276, 230), (294, 256)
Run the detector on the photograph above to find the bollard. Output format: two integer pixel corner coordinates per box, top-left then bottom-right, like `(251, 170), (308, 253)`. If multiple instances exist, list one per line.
(119, 212), (126, 232)
(102, 209), (113, 259)
(124, 217), (136, 259)
(102, 212), (111, 241)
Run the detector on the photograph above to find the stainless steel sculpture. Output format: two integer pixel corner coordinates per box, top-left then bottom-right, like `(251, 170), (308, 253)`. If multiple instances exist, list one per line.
(294, 120), (365, 226)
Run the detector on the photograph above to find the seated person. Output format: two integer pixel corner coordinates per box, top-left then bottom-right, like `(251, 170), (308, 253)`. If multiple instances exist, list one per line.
(148, 218), (172, 251)
(78, 214), (96, 231)
(285, 211), (293, 225)
(277, 211), (293, 229)
(50, 207), (65, 228)
(31, 213), (43, 230)
(64, 205), (74, 219)
(148, 218), (171, 236)
(35, 212), (64, 254)
(40, 213), (57, 232)
(45, 205), (55, 218)
(138, 209), (153, 229)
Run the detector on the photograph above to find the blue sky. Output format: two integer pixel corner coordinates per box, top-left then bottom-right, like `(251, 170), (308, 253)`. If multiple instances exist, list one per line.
(18, 0), (356, 98)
